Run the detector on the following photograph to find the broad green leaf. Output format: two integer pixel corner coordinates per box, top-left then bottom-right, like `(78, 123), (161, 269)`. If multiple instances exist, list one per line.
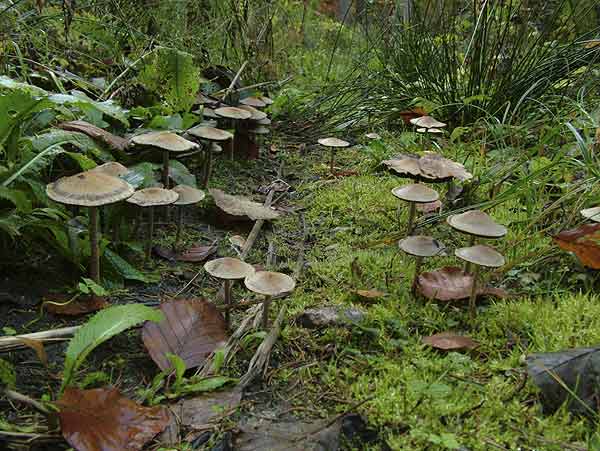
(0, 187), (32, 212)
(103, 248), (156, 282)
(168, 160), (196, 187)
(178, 376), (236, 396)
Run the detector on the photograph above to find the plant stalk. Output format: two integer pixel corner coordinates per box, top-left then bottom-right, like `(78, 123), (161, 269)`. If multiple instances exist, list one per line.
(146, 206), (154, 261)
(469, 265), (480, 321)
(89, 206), (100, 284)
(174, 206), (183, 251)
(412, 256), (422, 295)
(262, 295), (272, 329)
(329, 147), (335, 174)
(162, 150), (170, 188)
(464, 235), (477, 273)
(223, 279), (232, 328)
(406, 202), (417, 235)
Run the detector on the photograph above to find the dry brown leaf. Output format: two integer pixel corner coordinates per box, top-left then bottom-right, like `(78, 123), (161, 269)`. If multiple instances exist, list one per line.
(553, 224), (600, 269)
(58, 387), (170, 451)
(142, 299), (229, 372)
(15, 337), (48, 367)
(354, 289), (386, 299)
(423, 332), (479, 351)
(58, 120), (129, 151)
(45, 295), (109, 316)
(177, 244), (217, 262)
(417, 267), (508, 301)
(171, 389), (242, 429)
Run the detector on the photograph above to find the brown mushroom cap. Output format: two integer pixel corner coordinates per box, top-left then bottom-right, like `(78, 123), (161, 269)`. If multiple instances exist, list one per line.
(318, 137), (350, 148)
(244, 271), (296, 296)
(410, 116), (447, 129)
(258, 95), (274, 105)
(126, 187), (179, 207)
(215, 106), (252, 120)
(399, 236), (445, 257)
(187, 126), (233, 142)
(392, 184), (439, 203)
(238, 105), (267, 121)
(581, 207), (600, 223)
(196, 93), (218, 106)
(249, 126), (270, 135)
(257, 117), (272, 125)
(447, 210), (507, 238)
(204, 257), (255, 280)
(383, 152), (472, 182)
(210, 188), (280, 220)
(46, 171), (134, 207)
(455, 245), (505, 268)
(172, 185), (206, 205)
(89, 162), (130, 178)
(131, 131), (199, 152)
(239, 96), (267, 108)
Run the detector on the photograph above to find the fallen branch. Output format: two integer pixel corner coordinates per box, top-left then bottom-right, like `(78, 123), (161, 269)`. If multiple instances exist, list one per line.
(220, 61), (248, 102)
(0, 326), (79, 353)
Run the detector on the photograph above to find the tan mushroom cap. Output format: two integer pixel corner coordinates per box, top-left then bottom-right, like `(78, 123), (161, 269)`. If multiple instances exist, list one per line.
(196, 93), (218, 106)
(204, 257), (255, 280)
(172, 185), (206, 205)
(210, 143), (223, 153)
(392, 184), (439, 203)
(187, 126), (233, 142)
(399, 236), (445, 257)
(318, 137), (350, 148)
(410, 116), (447, 129)
(447, 210), (507, 238)
(365, 132), (381, 140)
(238, 105), (268, 121)
(126, 187), (179, 207)
(244, 271), (296, 296)
(239, 96), (267, 108)
(257, 117), (272, 125)
(259, 95), (274, 105)
(202, 108), (220, 119)
(89, 162), (130, 178)
(131, 131), (199, 152)
(210, 188), (280, 220)
(581, 206), (600, 223)
(417, 128), (443, 134)
(250, 126), (270, 135)
(455, 245), (505, 268)
(215, 106), (252, 120)
(46, 171), (134, 207)
(383, 152), (472, 182)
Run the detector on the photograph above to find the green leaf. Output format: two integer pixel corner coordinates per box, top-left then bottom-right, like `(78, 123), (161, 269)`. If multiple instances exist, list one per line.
(178, 376), (236, 396)
(61, 304), (164, 391)
(0, 187), (32, 212)
(166, 353), (187, 389)
(127, 162), (160, 188)
(0, 358), (16, 389)
(103, 248), (156, 282)
(148, 114), (183, 130)
(48, 91), (128, 126)
(168, 160), (196, 187)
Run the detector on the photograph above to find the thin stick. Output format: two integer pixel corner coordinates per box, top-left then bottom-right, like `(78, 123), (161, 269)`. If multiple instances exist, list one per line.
(0, 326), (79, 352)
(89, 206), (100, 283)
(4, 389), (50, 415)
(240, 189), (275, 260)
(221, 61), (248, 102)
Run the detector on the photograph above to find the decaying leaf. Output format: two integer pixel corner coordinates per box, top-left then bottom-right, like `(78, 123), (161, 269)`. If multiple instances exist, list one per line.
(172, 389), (242, 428)
(59, 120), (129, 152)
(58, 387), (170, 451)
(417, 267), (508, 301)
(423, 332), (479, 351)
(44, 295), (110, 316)
(553, 224), (600, 269)
(177, 244), (217, 262)
(142, 299), (228, 371)
(14, 337), (48, 367)
(354, 289), (386, 300)
(210, 188), (280, 221)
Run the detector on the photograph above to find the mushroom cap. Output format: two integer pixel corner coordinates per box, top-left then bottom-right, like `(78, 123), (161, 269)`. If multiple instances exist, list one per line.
(581, 206), (600, 223)
(210, 143), (223, 153)
(244, 271), (296, 296)
(250, 126), (270, 135)
(202, 108), (220, 119)
(215, 106), (252, 120)
(204, 257), (255, 280)
(196, 93), (218, 106)
(238, 105), (268, 121)
(455, 245), (505, 268)
(239, 96), (267, 108)
(89, 162), (130, 178)
(391, 184), (439, 203)
(447, 210), (507, 238)
(259, 95), (274, 105)
(318, 137), (350, 148)
(126, 187), (179, 207)
(383, 152), (472, 182)
(172, 185), (206, 205)
(399, 235), (445, 257)
(131, 131), (199, 152)
(410, 116), (447, 129)
(210, 188), (280, 220)
(46, 171), (134, 207)
(417, 127), (443, 134)
(257, 117), (272, 125)
(187, 126), (233, 142)
(365, 132), (381, 140)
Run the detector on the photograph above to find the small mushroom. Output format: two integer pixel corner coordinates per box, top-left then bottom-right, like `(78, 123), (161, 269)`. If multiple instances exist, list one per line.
(391, 184), (440, 235)
(126, 188), (179, 261)
(171, 185), (206, 250)
(89, 162), (130, 178)
(455, 245), (505, 320)
(416, 128), (443, 134)
(215, 106), (253, 160)
(130, 132), (199, 189)
(258, 95), (274, 105)
(187, 126), (234, 187)
(210, 188), (280, 221)
(204, 257), (255, 328)
(410, 116), (447, 130)
(239, 96), (267, 108)
(244, 271), (296, 328)
(365, 132), (381, 140)
(317, 137), (350, 174)
(398, 236), (445, 293)
(46, 171), (134, 284)
(581, 207), (600, 222)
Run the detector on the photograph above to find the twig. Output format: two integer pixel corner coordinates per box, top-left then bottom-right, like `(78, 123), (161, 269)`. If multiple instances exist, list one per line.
(241, 189), (276, 260)
(4, 389), (51, 415)
(221, 60), (248, 102)
(0, 326), (79, 352)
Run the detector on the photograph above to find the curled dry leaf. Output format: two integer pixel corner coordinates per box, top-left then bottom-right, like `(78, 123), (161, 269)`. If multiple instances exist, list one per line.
(423, 332), (479, 351)
(58, 387), (170, 451)
(142, 299), (229, 371)
(417, 267), (508, 301)
(58, 120), (129, 152)
(45, 295), (109, 316)
(553, 223), (600, 269)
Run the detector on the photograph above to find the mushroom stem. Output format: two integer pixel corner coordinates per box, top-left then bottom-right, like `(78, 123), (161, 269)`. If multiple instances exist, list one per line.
(174, 206), (183, 251)
(412, 256), (423, 295)
(469, 265), (480, 321)
(146, 206), (155, 261)
(262, 295), (272, 328)
(406, 202), (417, 235)
(464, 235), (476, 273)
(223, 279), (232, 328)
(89, 206), (100, 284)
(202, 144), (213, 189)
(162, 150), (170, 188)
(329, 147), (335, 174)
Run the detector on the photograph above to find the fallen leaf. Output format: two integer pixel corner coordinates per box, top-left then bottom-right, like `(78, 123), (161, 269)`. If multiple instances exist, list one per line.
(14, 337), (48, 367)
(417, 267), (508, 301)
(399, 108), (428, 125)
(172, 389), (242, 429)
(142, 299), (229, 372)
(59, 120), (129, 151)
(553, 224), (600, 269)
(423, 332), (479, 351)
(45, 295), (109, 316)
(58, 387), (170, 451)
(177, 244), (217, 262)
(354, 289), (386, 299)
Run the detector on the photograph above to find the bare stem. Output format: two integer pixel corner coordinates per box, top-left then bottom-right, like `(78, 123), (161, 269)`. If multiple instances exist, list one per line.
(224, 280), (232, 328)
(162, 150), (170, 188)
(262, 295), (272, 329)
(469, 265), (480, 321)
(146, 206), (154, 261)
(329, 147), (335, 174)
(174, 206), (183, 251)
(89, 206), (100, 284)
(464, 235), (477, 273)
(412, 256), (423, 295)
(406, 202), (417, 235)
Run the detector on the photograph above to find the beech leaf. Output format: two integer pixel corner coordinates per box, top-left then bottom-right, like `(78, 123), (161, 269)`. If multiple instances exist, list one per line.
(417, 266), (508, 301)
(553, 224), (600, 269)
(422, 332), (479, 351)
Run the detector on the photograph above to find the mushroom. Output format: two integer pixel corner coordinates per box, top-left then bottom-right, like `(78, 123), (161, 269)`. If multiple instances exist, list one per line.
(89, 162), (130, 177)
(171, 185), (206, 251)
(239, 96), (267, 108)
(398, 235), (445, 293)
(365, 132), (381, 140)
(187, 126), (234, 187)
(238, 105), (269, 159)
(447, 210), (507, 272)
(383, 152), (472, 183)
(214, 106), (253, 160)
(210, 188), (280, 222)
(581, 207), (600, 222)
(455, 244), (505, 320)
(130, 132), (199, 189)
(46, 171), (134, 284)
(126, 187), (179, 261)
(410, 116), (447, 131)
(244, 271), (296, 328)
(204, 257), (255, 328)
(258, 95), (274, 105)
(317, 137), (351, 174)
(391, 184), (440, 235)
